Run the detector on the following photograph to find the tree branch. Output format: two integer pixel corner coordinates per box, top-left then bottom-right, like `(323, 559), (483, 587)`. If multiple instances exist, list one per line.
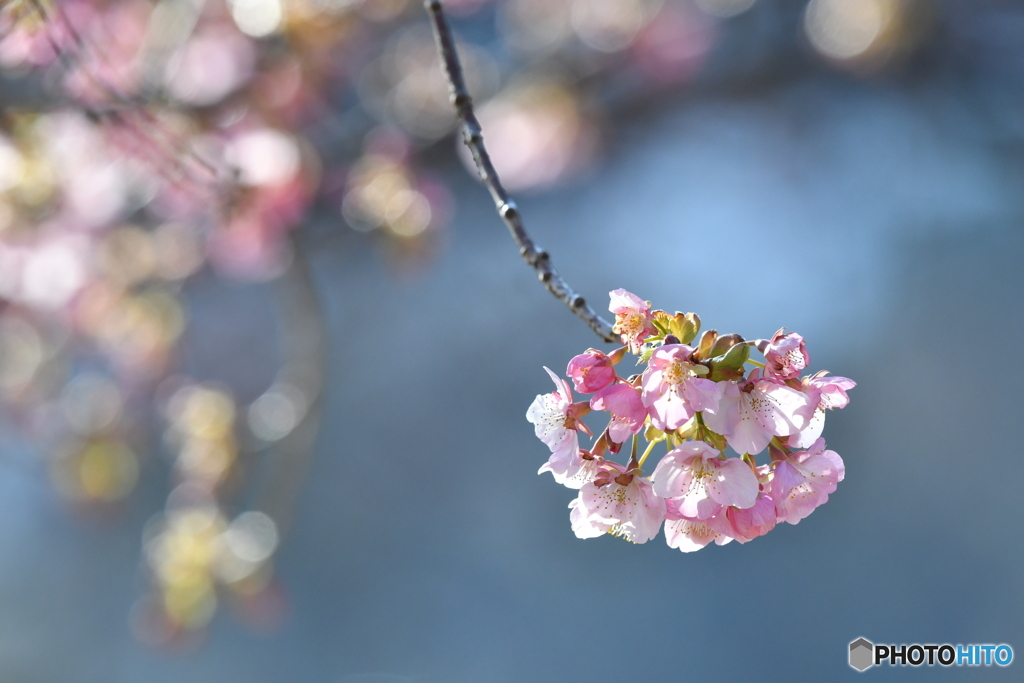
(25, 0), (226, 193)
(423, 0), (617, 343)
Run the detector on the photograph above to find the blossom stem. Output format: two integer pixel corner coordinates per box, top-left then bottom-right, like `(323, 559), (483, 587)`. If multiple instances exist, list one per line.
(637, 440), (658, 469)
(626, 434), (639, 470)
(745, 359), (766, 368)
(694, 411), (708, 441)
(423, 0), (617, 343)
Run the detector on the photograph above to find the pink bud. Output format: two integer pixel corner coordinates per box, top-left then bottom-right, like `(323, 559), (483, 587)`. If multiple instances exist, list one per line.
(566, 349), (616, 394)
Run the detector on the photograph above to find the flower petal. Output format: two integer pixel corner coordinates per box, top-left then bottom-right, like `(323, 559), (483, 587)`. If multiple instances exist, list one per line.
(682, 377), (720, 414)
(707, 457), (760, 510)
(569, 498), (606, 539)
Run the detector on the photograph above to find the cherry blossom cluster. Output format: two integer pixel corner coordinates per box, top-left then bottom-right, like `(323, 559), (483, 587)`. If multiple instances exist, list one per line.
(527, 289), (855, 552)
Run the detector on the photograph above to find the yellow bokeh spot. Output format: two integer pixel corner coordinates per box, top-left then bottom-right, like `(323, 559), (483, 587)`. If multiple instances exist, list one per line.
(175, 388), (236, 439)
(51, 439), (139, 502)
(804, 0), (903, 63)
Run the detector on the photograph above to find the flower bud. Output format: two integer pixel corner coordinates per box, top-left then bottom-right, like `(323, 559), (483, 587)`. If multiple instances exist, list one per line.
(695, 329), (718, 360)
(709, 333), (744, 358)
(566, 349), (616, 394)
(608, 346), (628, 365)
(707, 339), (750, 381)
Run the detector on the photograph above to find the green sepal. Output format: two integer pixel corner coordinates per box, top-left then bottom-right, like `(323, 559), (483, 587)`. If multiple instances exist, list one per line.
(644, 425), (666, 443)
(709, 333), (744, 359)
(700, 426), (728, 451)
(707, 366), (746, 382)
(704, 432), (729, 454)
(651, 311), (672, 336)
(666, 312), (701, 345)
(706, 341), (750, 381)
(675, 416), (699, 441)
(686, 411), (727, 450)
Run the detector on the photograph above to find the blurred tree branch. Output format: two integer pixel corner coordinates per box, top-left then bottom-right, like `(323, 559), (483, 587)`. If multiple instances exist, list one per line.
(24, 0), (227, 193)
(424, 0), (617, 344)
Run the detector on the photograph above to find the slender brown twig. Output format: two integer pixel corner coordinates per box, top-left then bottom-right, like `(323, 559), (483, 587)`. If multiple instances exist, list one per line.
(423, 0), (617, 343)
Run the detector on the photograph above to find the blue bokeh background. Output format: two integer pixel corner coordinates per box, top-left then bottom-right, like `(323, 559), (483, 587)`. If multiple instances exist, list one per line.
(2, 1), (1024, 681)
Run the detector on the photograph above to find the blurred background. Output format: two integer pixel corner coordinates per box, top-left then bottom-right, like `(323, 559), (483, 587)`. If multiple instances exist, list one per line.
(0, 0), (1022, 680)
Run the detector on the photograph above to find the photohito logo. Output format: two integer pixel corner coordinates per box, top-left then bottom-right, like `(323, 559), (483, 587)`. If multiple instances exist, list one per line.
(848, 637), (1013, 671)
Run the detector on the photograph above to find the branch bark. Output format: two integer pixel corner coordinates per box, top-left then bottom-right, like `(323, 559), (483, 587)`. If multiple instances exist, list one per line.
(423, 0), (617, 343)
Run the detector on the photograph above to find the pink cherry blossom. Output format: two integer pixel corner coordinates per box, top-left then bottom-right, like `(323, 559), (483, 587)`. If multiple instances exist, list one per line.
(566, 349), (616, 394)
(790, 374), (856, 449)
(540, 451), (602, 490)
(570, 462), (665, 543)
(650, 440), (759, 520)
(527, 367), (589, 485)
(609, 289), (656, 353)
(769, 438), (845, 524)
(640, 344), (719, 431)
(809, 374), (855, 411)
(663, 499), (734, 552)
(761, 329), (810, 380)
(725, 491), (777, 543)
(528, 294), (854, 554)
(703, 372), (814, 456)
(590, 383), (647, 444)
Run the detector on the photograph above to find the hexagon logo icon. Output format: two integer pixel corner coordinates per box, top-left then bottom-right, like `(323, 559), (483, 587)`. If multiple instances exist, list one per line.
(849, 637), (874, 671)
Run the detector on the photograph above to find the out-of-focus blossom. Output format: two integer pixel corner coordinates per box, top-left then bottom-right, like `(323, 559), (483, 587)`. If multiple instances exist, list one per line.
(343, 147), (448, 243)
(500, 0), (575, 55)
(630, 3), (714, 86)
(360, 26), (498, 141)
(803, 0), (925, 73)
(466, 81), (597, 191)
(570, 0), (652, 54)
(165, 23), (257, 106)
